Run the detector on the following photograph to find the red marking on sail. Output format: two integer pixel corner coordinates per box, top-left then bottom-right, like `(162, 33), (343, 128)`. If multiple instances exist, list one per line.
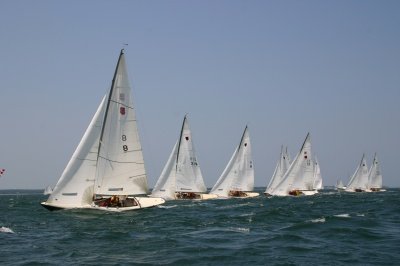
(120, 107), (126, 115)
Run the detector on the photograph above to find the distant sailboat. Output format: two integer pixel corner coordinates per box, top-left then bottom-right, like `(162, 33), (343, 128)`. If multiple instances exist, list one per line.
(264, 146), (290, 196)
(151, 115), (217, 200)
(41, 50), (165, 211)
(335, 180), (346, 191)
(210, 126), (259, 198)
(345, 154), (369, 192)
(367, 153), (385, 192)
(313, 157), (323, 190)
(268, 133), (318, 196)
(43, 186), (53, 195)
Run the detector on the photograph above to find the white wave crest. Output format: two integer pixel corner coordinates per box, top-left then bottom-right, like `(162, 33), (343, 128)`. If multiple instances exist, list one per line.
(157, 205), (178, 209)
(0, 226), (15, 234)
(228, 227), (250, 233)
(309, 217), (326, 223)
(334, 214), (350, 218)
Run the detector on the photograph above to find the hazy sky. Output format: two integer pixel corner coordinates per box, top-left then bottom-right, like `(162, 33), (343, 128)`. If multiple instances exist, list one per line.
(1, 0), (399, 189)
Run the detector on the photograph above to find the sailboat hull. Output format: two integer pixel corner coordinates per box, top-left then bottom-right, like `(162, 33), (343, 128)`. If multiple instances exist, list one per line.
(41, 197), (165, 212)
(174, 192), (218, 200)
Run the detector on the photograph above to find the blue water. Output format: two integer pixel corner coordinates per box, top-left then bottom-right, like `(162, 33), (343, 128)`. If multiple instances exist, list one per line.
(1, 188), (400, 265)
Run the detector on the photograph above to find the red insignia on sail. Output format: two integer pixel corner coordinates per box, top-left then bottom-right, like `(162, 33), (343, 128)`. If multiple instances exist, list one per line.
(120, 107), (126, 115)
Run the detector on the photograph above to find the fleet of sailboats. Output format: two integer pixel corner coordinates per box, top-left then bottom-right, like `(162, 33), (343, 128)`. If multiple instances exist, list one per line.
(345, 153), (385, 192)
(37, 50), (387, 210)
(210, 126), (259, 198)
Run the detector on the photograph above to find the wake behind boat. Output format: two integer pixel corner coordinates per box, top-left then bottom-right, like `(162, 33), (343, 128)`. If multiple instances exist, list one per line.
(151, 115), (217, 200)
(41, 50), (165, 212)
(210, 126), (259, 199)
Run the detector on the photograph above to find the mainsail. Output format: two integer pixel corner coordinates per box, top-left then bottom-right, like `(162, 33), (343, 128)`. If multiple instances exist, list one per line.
(210, 126), (254, 197)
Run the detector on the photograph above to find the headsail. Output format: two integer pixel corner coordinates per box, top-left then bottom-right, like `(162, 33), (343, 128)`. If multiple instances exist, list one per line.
(313, 157), (323, 190)
(45, 95), (107, 208)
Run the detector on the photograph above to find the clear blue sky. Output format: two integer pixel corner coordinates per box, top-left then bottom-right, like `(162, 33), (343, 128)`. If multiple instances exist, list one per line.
(1, 0), (399, 189)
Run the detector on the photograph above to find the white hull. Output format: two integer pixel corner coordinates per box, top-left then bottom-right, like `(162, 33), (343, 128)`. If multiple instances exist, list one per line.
(41, 196), (165, 212)
(300, 190), (318, 196)
(174, 192), (218, 200)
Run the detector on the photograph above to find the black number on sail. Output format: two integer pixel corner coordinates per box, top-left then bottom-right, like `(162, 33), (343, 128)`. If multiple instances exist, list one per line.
(123, 145), (128, 152)
(122, 135), (127, 141)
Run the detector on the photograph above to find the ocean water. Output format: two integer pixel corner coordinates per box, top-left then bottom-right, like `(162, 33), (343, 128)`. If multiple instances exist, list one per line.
(1, 188), (399, 265)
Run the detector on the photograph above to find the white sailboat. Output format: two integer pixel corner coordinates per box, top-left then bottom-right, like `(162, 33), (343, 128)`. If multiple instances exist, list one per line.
(41, 50), (165, 211)
(151, 115), (217, 200)
(335, 180), (346, 191)
(268, 133), (318, 196)
(313, 157), (323, 190)
(264, 146), (290, 196)
(345, 154), (369, 192)
(210, 126), (259, 198)
(367, 153), (385, 192)
(43, 185), (53, 195)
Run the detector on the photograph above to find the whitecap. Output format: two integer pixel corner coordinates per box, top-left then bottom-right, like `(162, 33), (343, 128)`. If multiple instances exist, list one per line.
(228, 227), (250, 233)
(334, 214), (350, 218)
(0, 226), (15, 234)
(309, 217), (326, 223)
(157, 205), (177, 209)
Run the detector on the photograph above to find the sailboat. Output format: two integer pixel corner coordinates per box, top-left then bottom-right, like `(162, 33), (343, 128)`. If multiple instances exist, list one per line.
(210, 126), (259, 198)
(43, 185), (53, 195)
(313, 157), (323, 190)
(41, 50), (165, 211)
(151, 115), (217, 200)
(367, 153), (385, 192)
(268, 133), (318, 196)
(345, 154), (369, 192)
(335, 180), (346, 191)
(264, 146), (290, 196)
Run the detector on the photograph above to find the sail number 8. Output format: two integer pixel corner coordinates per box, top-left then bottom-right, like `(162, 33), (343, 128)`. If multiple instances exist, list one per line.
(122, 135), (128, 152)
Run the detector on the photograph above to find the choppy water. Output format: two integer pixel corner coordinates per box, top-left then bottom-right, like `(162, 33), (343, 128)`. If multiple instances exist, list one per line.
(1, 188), (399, 265)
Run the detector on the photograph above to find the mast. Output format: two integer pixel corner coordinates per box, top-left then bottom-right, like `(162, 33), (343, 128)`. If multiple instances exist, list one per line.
(96, 49), (125, 165)
(175, 115), (187, 172)
(237, 125), (248, 151)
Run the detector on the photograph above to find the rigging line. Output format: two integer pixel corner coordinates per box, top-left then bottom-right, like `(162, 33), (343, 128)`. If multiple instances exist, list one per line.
(97, 156), (145, 164)
(109, 99), (134, 109)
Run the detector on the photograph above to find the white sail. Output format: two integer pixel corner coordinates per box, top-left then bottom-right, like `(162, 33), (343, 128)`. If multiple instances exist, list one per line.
(264, 146), (290, 195)
(151, 115), (207, 200)
(346, 154), (369, 192)
(368, 153), (383, 190)
(210, 126), (254, 197)
(313, 157), (323, 190)
(151, 141), (179, 200)
(45, 95), (107, 208)
(270, 133), (317, 196)
(94, 51), (148, 196)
